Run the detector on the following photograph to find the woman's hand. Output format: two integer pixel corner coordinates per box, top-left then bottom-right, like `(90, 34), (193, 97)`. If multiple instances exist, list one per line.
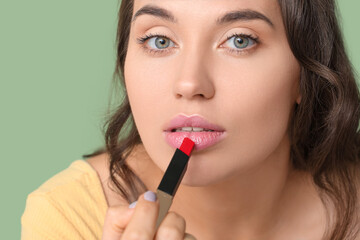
(101, 191), (197, 240)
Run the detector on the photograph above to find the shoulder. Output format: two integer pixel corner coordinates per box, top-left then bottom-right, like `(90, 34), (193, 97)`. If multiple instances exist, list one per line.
(86, 150), (140, 206)
(28, 159), (107, 205)
(86, 153), (111, 189)
(32, 160), (103, 194)
(23, 159), (108, 210)
(21, 160), (108, 239)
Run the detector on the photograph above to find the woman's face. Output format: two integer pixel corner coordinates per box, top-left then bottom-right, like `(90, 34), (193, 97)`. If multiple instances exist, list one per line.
(124, 0), (301, 186)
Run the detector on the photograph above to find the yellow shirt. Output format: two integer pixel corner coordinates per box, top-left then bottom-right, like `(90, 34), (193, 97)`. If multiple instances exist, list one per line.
(21, 160), (108, 240)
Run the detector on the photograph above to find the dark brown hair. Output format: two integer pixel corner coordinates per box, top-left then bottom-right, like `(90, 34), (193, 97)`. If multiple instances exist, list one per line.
(84, 0), (360, 238)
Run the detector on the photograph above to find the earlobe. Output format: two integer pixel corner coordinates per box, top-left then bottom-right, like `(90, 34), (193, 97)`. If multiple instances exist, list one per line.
(296, 94), (302, 104)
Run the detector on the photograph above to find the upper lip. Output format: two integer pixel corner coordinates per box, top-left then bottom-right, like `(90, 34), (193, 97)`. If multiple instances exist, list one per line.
(163, 114), (225, 132)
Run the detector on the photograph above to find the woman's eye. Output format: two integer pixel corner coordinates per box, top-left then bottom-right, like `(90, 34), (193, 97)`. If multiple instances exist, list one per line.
(136, 34), (175, 54)
(224, 34), (257, 51)
(148, 36), (174, 49)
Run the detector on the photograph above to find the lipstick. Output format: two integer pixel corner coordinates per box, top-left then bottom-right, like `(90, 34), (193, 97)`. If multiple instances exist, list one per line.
(155, 137), (195, 229)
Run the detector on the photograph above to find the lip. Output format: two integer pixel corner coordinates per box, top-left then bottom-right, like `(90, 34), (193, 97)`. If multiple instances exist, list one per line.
(163, 114), (225, 132)
(163, 114), (226, 151)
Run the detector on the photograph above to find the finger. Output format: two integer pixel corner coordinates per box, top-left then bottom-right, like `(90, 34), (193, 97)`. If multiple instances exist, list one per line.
(121, 191), (159, 240)
(155, 211), (186, 240)
(101, 205), (135, 240)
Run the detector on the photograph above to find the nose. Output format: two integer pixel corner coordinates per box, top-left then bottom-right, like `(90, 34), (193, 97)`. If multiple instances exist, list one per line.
(173, 46), (215, 100)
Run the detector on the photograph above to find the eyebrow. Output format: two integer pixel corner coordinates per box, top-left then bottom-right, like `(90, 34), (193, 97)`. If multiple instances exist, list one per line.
(132, 4), (274, 28)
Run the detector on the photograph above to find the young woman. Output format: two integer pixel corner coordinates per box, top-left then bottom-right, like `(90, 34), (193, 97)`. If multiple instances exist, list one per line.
(22, 0), (360, 239)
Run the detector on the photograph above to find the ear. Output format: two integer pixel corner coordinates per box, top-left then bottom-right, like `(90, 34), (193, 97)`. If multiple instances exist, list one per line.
(296, 94), (302, 104)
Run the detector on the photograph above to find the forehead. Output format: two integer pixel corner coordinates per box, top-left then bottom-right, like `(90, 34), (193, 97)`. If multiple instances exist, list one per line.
(132, 0), (282, 27)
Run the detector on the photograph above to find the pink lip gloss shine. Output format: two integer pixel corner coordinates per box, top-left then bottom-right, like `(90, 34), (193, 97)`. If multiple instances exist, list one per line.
(163, 131), (226, 151)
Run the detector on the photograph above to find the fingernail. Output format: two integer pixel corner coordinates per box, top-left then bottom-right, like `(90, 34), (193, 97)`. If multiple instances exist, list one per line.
(129, 201), (137, 208)
(144, 191), (157, 202)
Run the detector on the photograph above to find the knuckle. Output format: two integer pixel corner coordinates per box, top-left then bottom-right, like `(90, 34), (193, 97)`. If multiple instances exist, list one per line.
(168, 212), (186, 226)
(110, 223), (124, 234)
(174, 212), (186, 221)
(156, 226), (184, 240)
(125, 231), (151, 240)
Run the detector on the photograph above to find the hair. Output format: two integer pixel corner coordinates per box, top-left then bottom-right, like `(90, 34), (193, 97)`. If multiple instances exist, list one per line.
(83, 0), (360, 239)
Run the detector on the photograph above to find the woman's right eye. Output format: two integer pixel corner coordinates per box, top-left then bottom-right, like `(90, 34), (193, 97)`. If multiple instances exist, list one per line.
(136, 34), (175, 55)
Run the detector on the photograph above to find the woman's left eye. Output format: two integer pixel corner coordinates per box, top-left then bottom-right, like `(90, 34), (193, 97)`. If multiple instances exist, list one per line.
(223, 34), (258, 52)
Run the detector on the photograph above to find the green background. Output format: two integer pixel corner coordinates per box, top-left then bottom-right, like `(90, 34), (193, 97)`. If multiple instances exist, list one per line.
(0, 0), (359, 239)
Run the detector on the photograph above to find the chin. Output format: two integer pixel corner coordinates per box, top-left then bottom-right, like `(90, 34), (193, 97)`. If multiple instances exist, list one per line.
(179, 163), (233, 187)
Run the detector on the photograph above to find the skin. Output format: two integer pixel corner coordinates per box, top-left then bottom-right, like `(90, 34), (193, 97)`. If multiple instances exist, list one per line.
(89, 0), (330, 239)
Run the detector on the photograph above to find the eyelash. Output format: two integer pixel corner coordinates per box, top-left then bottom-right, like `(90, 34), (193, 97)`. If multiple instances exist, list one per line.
(136, 32), (259, 56)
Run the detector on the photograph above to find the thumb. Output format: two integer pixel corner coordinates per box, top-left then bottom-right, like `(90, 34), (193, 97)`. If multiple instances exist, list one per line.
(101, 204), (135, 240)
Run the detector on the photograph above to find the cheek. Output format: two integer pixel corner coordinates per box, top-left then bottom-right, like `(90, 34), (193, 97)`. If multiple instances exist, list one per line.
(124, 50), (170, 108)
(124, 48), (171, 144)
(124, 51), (180, 176)
(215, 46), (300, 159)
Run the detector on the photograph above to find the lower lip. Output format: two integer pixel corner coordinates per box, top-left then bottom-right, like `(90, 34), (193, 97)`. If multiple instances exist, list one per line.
(163, 131), (226, 151)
